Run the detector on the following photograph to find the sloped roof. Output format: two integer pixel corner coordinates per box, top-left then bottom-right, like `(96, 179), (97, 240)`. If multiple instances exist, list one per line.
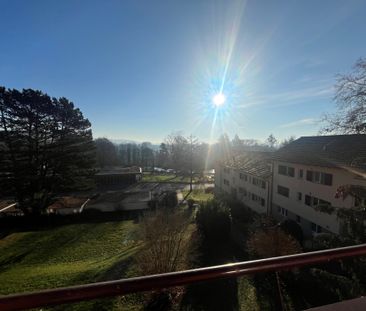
(48, 196), (86, 210)
(273, 135), (366, 173)
(223, 151), (272, 179)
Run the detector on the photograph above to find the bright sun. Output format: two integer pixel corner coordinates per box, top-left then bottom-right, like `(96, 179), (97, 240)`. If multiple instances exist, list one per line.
(212, 93), (226, 107)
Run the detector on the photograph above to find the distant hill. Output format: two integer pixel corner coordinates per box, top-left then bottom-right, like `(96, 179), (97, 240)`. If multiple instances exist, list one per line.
(109, 139), (160, 150)
(110, 139), (140, 145)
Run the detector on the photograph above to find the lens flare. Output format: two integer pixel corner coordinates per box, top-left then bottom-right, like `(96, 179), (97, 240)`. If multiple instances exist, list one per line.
(212, 93), (226, 106)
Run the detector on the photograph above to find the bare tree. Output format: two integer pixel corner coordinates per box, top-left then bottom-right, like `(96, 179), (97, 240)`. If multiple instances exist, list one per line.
(232, 134), (244, 155)
(136, 210), (193, 309)
(136, 210), (191, 275)
(266, 134), (278, 149)
(248, 227), (301, 311)
(218, 133), (232, 161)
(164, 132), (188, 173)
(279, 136), (296, 148)
(322, 58), (366, 134)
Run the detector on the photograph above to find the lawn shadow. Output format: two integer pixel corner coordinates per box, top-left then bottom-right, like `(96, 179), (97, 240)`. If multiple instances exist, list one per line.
(0, 210), (140, 238)
(181, 238), (240, 311)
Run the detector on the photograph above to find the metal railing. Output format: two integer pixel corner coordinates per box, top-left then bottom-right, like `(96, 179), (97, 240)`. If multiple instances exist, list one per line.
(1, 243), (366, 311)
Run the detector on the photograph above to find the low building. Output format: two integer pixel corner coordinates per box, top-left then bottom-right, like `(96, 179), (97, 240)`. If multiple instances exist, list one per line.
(0, 201), (22, 217)
(86, 189), (151, 212)
(95, 166), (142, 188)
(47, 196), (88, 215)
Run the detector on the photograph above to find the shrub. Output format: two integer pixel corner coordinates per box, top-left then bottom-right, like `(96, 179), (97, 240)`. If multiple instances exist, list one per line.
(204, 187), (214, 194)
(229, 200), (255, 224)
(247, 227), (301, 259)
(196, 199), (231, 242)
(158, 191), (178, 209)
(187, 198), (195, 209)
(280, 219), (304, 245)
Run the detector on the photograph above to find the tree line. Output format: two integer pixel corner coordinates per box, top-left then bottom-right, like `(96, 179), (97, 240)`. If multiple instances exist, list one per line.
(94, 132), (296, 172)
(0, 87), (95, 214)
(94, 133), (211, 173)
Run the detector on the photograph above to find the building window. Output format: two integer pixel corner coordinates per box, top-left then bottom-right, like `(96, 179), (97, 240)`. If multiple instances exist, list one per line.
(251, 193), (265, 206)
(306, 170), (332, 186)
(305, 194), (330, 207)
(299, 169), (303, 179)
(305, 194), (311, 206)
(311, 222), (322, 233)
(252, 177), (265, 189)
(296, 215), (301, 223)
(277, 185), (290, 197)
(278, 165), (295, 177)
(238, 187), (247, 196)
(281, 208), (288, 217)
(319, 198), (331, 207)
(223, 179), (230, 186)
(239, 173), (248, 181)
(297, 192), (302, 201)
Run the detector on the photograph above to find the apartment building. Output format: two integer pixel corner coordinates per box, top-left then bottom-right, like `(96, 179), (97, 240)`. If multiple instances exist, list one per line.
(272, 135), (366, 236)
(215, 135), (366, 237)
(215, 152), (272, 214)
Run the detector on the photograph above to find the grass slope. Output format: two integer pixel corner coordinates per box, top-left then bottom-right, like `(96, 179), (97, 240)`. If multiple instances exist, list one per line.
(182, 189), (214, 203)
(0, 220), (141, 301)
(141, 173), (201, 183)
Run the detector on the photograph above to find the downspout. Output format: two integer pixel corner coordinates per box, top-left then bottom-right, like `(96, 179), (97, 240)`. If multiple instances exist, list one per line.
(268, 160), (274, 216)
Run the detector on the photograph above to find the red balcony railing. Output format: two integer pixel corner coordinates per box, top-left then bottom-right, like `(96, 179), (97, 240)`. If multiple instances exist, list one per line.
(1, 243), (366, 311)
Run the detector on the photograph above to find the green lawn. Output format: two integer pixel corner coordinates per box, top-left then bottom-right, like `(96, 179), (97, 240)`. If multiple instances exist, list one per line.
(0, 220), (142, 310)
(141, 173), (176, 182)
(182, 188), (214, 203)
(237, 277), (261, 311)
(141, 173), (201, 183)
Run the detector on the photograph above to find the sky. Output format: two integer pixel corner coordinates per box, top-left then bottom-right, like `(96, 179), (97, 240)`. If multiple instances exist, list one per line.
(1, 0), (366, 144)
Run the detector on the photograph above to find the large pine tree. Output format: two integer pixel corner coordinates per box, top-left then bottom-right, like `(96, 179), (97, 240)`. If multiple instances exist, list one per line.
(0, 87), (95, 214)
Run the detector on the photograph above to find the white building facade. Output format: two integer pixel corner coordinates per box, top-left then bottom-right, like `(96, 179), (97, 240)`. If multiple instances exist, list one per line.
(215, 152), (272, 215)
(215, 135), (366, 237)
(271, 161), (366, 235)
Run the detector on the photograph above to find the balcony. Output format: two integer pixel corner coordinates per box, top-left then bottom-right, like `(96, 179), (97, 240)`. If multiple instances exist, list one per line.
(1, 244), (366, 311)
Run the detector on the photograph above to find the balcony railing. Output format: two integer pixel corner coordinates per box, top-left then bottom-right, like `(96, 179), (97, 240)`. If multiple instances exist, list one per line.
(1, 243), (366, 311)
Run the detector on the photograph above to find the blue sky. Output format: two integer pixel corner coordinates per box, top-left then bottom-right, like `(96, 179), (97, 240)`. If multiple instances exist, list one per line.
(1, 0), (365, 144)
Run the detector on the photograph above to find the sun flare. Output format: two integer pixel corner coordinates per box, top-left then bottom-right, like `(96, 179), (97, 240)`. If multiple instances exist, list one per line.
(212, 93), (226, 107)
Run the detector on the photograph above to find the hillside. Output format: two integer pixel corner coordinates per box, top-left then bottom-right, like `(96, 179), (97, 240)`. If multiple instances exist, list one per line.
(0, 220), (142, 310)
